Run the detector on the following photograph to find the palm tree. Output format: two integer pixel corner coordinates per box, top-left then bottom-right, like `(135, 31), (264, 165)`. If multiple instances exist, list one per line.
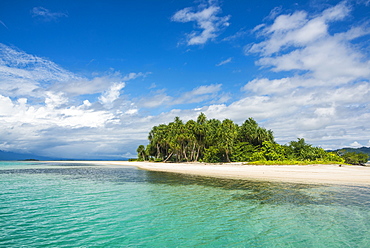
(239, 118), (274, 146)
(136, 145), (146, 161)
(220, 119), (238, 162)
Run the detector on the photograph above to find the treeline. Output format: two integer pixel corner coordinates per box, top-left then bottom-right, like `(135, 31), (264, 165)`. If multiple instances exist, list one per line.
(336, 150), (369, 165)
(331, 147), (370, 157)
(330, 147), (369, 165)
(136, 113), (345, 164)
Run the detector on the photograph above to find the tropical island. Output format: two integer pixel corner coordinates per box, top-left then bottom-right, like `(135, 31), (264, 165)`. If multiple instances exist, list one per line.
(43, 114), (370, 185)
(136, 113), (368, 165)
(38, 114), (370, 185)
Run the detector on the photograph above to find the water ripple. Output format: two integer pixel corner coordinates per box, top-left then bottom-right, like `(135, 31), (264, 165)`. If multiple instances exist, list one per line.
(1, 162), (370, 247)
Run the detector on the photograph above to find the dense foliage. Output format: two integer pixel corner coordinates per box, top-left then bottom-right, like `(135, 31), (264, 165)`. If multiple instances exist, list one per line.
(329, 147), (369, 165)
(137, 114), (344, 164)
(338, 151), (369, 165)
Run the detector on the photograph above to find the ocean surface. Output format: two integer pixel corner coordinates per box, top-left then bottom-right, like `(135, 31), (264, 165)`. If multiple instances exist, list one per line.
(1, 162), (370, 247)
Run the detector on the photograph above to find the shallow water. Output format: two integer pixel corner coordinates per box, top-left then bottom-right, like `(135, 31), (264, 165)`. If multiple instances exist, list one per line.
(1, 161), (370, 247)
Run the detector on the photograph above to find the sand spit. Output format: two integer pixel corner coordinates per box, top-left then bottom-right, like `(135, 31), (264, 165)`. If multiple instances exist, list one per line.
(43, 161), (370, 186)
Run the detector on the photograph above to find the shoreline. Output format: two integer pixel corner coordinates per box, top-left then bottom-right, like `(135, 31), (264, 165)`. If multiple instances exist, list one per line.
(42, 161), (370, 186)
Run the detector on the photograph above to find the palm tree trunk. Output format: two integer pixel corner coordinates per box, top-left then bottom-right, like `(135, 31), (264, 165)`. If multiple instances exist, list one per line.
(226, 150), (230, 162)
(164, 151), (174, 162)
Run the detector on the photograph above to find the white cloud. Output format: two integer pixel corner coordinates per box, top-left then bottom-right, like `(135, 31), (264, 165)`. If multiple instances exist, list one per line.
(139, 84), (223, 108)
(0, 93), (117, 128)
(99, 82), (125, 108)
(198, 2), (370, 149)
(31, 7), (68, 21)
(350, 141), (363, 148)
(257, 37), (370, 82)
(0, 95), (14, 115)
(172, 84), (222, 105)
(242, 77), (296, 95)
(0, 43), (148, 158)
(190, 84), (221, 95)
(139, 91), (173, 108)
(1, 2), (369, 159)
(52, 76), (115, 96)
(0, 43), (148, 98)
(248, 2), (351, 56)
(122, 72), (150, 81)
(266, 6), (283, 20)
(45, 91), (68, 109)
(125, 109), (138, 115)
(172, 1), (230, 45)
(216, 57), (232, 66)
(246, 2), (370, 83)
(51, 71), (148, 97)
(0, 44), (80, 97)
(210, 92), (231, 104)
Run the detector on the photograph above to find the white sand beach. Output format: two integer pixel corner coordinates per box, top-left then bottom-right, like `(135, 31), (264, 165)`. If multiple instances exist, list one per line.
(47, 161), (370, 186)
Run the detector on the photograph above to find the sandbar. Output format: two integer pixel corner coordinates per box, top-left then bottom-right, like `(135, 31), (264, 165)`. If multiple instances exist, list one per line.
(45, 161), (370, 186)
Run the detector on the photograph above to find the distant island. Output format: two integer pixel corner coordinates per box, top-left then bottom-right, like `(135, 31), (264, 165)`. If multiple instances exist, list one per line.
(328, 147), (370, 165)
(329, 147), (370, 157)
(136, 113), (369, 165)
(0, 150), (130, 162)
(0, 150), (57, 161)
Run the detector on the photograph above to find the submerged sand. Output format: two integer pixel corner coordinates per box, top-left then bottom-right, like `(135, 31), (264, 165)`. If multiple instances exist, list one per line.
(46, 161), (370, 186)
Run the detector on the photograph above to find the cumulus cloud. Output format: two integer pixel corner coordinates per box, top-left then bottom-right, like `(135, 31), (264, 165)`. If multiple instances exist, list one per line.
(0, 86), (137, 158)
(197, 1), (370, 149)
(0, 43), (148, 158)
(1, 2), (369, 158)
(45, 91), (68, 109)
(172, 0), (230, 45)
(350, 141), (363, 148)
(246, 1), (370, 83)
(31, 7), (68, 21)
(248, 2), (351, 56)
(99, 82), (125, 108)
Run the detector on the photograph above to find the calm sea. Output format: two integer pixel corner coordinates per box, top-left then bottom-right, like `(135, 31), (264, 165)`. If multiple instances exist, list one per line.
(1, 161), (370, 247)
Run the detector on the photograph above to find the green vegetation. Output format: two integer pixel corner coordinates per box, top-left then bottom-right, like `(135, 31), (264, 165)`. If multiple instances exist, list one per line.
(330, 147), (370, 157)
(248, 160), (343, 165)
(338, 151), (369, 165)
(137, 113), (345, 164)
(329, 147), (369, 165)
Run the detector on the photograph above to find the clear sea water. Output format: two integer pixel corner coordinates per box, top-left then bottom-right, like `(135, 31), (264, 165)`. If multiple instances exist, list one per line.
(1, 162), (370, 247)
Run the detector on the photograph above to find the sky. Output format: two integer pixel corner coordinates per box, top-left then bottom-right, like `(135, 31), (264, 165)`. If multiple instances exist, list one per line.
(0, 0), (370, 159)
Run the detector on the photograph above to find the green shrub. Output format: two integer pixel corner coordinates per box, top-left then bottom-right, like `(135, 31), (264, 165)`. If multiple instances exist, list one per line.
(342, 152), (369, 165)
(203, 146), (223, 163)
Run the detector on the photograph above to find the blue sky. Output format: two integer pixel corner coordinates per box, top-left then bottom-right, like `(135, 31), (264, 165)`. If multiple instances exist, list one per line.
(0, 0), (369, 159)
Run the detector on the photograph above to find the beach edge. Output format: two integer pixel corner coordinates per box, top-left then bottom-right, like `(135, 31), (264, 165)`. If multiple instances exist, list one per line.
(41, 161), (370, 186)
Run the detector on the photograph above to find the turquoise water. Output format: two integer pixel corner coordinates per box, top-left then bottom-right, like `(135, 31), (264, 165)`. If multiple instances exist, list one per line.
(1, 162), (370, 247)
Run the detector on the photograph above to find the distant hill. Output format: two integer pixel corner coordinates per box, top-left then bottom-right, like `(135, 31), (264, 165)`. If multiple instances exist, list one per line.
(328, 147), (370, 157)
(0, 150), (131, 161)
(0, 150), (59, 161)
